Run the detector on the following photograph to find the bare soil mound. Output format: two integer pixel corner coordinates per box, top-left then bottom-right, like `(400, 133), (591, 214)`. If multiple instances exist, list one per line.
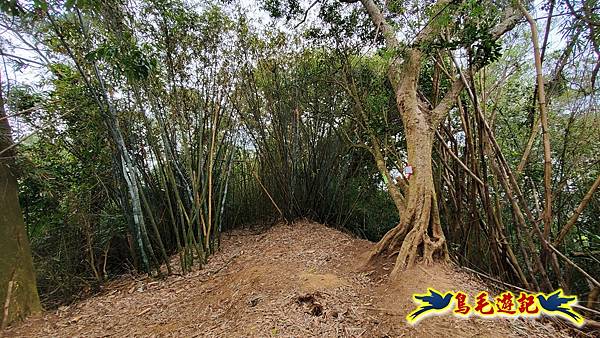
(4, 221), (572, 337)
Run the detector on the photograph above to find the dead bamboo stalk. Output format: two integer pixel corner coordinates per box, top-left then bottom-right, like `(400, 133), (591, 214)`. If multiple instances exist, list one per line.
(516, 117), (540, 174)
(435, 130), (484, 186)
(554, 174), (600, 246)
(452, 56), (554, 291)
(544, 241), (600, 288)
(517, 1), (554, 241)
(253, 171), (283, 218)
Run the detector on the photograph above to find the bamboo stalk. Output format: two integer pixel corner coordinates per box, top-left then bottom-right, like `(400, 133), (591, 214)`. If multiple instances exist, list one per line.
(517, 1), (554, 242)
(554, 174), (600, 246)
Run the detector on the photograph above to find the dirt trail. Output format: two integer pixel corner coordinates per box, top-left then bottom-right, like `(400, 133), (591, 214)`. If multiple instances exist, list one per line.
(4, 221), (571, 337)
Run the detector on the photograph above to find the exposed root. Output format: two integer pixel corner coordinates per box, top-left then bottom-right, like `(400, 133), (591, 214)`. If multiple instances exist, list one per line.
(369, 188), (449, 278)
(366, 222), (408, 263)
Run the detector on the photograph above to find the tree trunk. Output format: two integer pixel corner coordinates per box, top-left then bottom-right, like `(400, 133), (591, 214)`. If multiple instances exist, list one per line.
(368, 50), (449, 273)
(392, 119), (450, 274)
(368, 114), (450, 273)
(0, 79), (41, 328)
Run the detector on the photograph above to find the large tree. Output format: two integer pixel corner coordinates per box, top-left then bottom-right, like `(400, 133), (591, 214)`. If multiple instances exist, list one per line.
(333, 0), (523, 274)
(0, 74), (41, 327)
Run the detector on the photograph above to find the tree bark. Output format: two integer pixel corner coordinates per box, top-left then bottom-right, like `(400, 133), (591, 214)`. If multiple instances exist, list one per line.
(0, 77), (41, 328)
(392, 123), (449, 274)
(366, 48), (449, 270)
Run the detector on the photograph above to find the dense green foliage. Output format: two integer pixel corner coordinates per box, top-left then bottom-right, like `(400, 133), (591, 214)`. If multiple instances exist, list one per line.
(0, 0), (598, 317)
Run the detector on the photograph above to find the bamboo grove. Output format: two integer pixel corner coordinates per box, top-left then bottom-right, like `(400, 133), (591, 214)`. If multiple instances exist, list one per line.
(0, 0), (598, 321)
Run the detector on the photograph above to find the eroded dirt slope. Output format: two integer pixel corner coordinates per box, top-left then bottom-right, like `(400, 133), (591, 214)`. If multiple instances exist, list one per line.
(4, 221), (571, 337)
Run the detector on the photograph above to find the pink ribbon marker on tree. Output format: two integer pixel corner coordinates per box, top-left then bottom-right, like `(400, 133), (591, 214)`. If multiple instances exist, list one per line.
(404, 165), (413, 179)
